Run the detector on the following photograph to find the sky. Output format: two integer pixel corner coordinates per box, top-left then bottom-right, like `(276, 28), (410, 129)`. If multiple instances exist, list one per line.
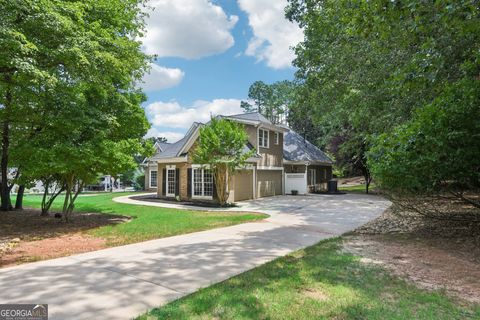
(140, 0), (303, 143)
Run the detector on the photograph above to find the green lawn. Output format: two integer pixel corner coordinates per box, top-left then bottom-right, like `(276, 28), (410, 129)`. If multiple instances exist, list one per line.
(138, 238), (479, 320)
(22, 193), (267, 246)
(339, 183), (377, 193)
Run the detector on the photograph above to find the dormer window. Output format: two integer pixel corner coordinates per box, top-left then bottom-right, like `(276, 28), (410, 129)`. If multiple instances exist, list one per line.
(258, 129), (269, 148)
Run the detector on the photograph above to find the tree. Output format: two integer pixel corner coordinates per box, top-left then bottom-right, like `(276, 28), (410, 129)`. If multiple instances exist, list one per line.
(0, 0), (151, 211)
(192, 118), (254, 206)
(286, 0), (480, 194)
(369, 79), (480, 209)
(241, 80), (296, 124)
(147, 136), (168, 145)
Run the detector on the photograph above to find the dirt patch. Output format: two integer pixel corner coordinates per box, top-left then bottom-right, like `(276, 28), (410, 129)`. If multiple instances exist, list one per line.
(338, 176), (366, 187)
(344, 206), (480, 304)
(0, 209), (129, 268)
(1, 234), (106, 268)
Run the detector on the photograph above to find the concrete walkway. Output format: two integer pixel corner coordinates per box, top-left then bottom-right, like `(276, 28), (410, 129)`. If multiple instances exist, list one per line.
(0, 193), (390, 320)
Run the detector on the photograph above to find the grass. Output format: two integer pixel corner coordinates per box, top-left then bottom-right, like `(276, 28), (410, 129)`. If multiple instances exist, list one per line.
(21, 193), (267, 246)
(138, 238), (480, 320)
(339, 183), (377, 193)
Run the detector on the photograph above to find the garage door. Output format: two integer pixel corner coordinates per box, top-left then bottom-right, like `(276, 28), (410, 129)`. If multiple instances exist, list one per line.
(233, 170), (253, 201)
(257, 170), (282, 198)
(285, 173), (307, 195)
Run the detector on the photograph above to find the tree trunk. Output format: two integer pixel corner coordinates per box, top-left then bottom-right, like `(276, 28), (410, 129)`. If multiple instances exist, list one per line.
(0, 81), (11, 211)
(41, 180), (64, 216)
(15, 185), (25, 210)
(214, 165), (229, 206)
(63, 180), (83, 222)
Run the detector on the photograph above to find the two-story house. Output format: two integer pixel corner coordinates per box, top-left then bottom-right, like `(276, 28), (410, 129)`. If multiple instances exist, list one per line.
(143, 112), (333, 202)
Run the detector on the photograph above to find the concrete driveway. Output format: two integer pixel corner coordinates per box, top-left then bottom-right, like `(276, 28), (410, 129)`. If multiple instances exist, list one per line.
(0, 193), (389, 320)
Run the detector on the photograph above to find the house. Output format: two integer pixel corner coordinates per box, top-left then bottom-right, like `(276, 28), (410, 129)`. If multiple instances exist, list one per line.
(142, 112), (333, 202)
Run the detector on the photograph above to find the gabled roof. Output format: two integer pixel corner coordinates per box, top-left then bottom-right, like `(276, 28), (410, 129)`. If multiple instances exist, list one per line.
(150, 122), (202, 161)
(283, 127), (333, 165)
(223, 112), (288, 132)
(225, 112), (273, 124)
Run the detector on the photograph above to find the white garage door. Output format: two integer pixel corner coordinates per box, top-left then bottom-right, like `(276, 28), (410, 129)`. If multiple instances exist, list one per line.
(285, 173), (307, 194)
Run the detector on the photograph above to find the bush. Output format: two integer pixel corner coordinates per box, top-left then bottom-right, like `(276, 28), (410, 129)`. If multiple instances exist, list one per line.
(368, 79), (480, 211)
(134, 174), (145, 191)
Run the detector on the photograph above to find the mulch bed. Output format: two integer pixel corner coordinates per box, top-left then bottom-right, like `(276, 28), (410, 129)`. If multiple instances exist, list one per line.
(0, 209), (129, 268)
(130, 195), (238, 208)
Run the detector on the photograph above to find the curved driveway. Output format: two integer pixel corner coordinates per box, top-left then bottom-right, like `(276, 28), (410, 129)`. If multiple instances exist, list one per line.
(0, 193), (389, 320)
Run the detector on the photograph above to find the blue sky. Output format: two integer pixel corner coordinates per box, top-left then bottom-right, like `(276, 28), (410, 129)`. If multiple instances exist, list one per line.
(140, 0), (302, 142)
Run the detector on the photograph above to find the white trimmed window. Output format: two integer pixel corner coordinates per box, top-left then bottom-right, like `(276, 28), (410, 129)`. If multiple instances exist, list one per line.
(274, 132), (279, 145)
(150, 170), (158, 188)
(192, 166), (213, 199)
(166, 165), (176, 197)
(258, 129), (269, 148)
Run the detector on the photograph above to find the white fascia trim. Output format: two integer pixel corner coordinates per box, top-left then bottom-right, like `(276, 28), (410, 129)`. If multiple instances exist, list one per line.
(283, 160), (308, 165)
(156, 157), (187, 163)
(224, 117), (260, 127)
(178, 125), (201, 156)
(283, 160), (333, 166)
(257, 166), (284, 170)
(191, 164), (211, 169)
(260, 124), (289, 133)
(246, 156), (261, 163)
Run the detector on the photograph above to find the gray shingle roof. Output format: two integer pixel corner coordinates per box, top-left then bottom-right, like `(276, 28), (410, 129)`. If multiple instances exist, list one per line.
(225, 112), (273, 125)
(150, 122), (201, 160)
(283, 128), (333, 164)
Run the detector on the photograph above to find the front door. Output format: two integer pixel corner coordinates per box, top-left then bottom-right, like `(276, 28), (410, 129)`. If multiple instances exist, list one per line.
(166, 167), (176, 197)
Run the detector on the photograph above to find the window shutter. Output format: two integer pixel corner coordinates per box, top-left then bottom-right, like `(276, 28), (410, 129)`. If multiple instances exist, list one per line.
(187, 168), (192, 198)
(162, 169), (166, 196)
(175, 168), (180, 196)
(212, 175), (217, 200)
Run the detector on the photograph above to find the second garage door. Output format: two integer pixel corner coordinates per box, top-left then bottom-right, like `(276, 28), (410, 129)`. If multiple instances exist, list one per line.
(257, 170), (282, 198)
(233, 170), (254, 201)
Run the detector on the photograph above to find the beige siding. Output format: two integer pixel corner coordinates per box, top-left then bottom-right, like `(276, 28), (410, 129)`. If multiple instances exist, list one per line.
(257, 170), (282, 198)
(258, 130), (283, 167)
(243, 124), (283, 167)
(156, 163), (189, 199)
(145, 166), (158, 192)
(233, 170), (254, 201)
(244, 124), (258, 149)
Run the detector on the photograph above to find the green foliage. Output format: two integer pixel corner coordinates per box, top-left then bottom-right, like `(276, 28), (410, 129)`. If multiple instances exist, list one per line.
(135, 174), (145, 191)
(241, 80), (296, 124)
(286, 0), (480, 195)
(192, 118), (254, 205)
(0, 0), (152, 215)
(369, 80), (480, 195)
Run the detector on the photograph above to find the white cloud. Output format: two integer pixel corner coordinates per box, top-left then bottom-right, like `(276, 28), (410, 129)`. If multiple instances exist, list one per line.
(145, 98), (244, 129)
(142, 0), (238, 59)
(140, 63), (185, 92)
(238, 0), (303, 69)
(145, 127), (185, 143)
